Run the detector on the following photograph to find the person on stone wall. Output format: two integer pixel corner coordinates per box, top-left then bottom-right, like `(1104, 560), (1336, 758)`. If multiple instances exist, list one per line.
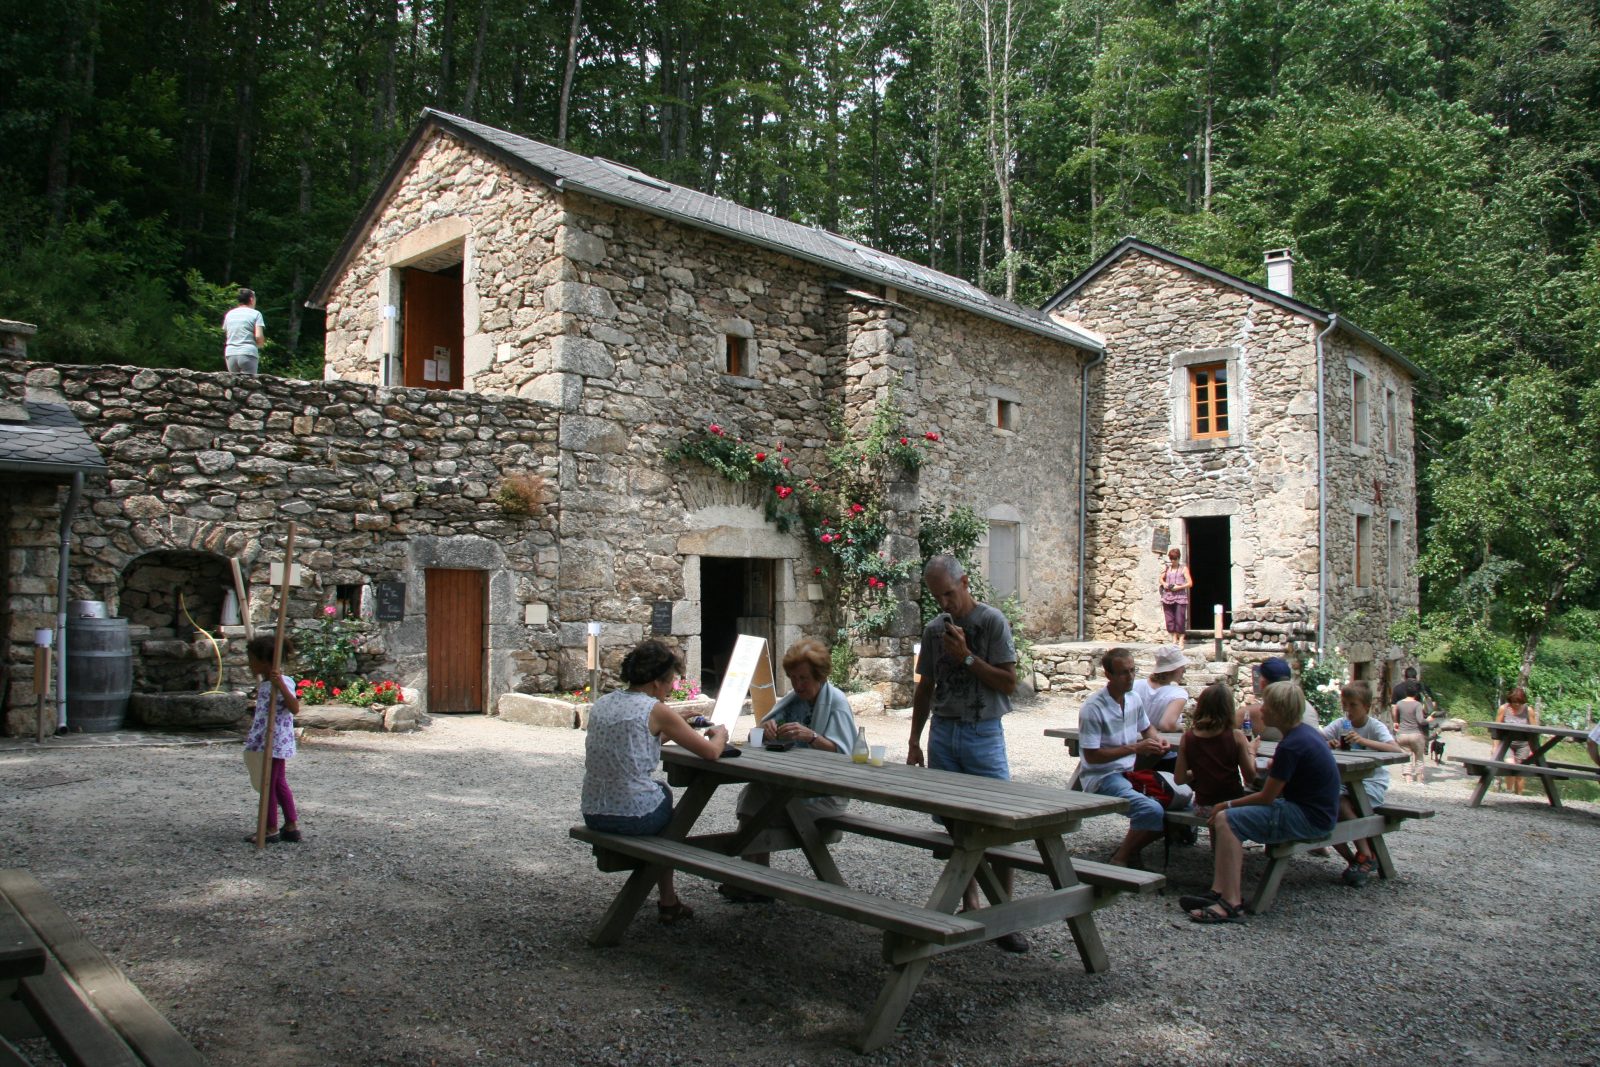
(907, 554), (1028, 952)
(1159, 546), (1193, 644)
(222, 288), (265, 374)
(1077, 647), (1172, 869)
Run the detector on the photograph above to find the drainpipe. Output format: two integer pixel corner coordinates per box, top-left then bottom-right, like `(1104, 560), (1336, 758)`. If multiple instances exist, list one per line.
(1077, 348), (1106, 640)
(55, 470), (85, 730)
(1314, 314), (1338, 653)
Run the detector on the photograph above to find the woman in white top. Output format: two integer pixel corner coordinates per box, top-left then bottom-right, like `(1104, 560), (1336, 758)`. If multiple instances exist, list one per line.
(581, 639), (729, 923)
(1140, 645), (1191, 732)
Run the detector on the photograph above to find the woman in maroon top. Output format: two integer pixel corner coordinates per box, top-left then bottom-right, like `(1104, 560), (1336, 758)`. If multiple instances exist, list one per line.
(1175, 682), (1259, 815)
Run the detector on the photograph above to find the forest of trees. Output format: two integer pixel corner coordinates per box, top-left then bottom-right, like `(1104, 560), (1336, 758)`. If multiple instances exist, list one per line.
(2, 0), (1598, 667)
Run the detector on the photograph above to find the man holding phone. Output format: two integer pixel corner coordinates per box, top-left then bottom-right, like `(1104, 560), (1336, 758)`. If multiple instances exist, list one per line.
(907, 554), (1026, 952)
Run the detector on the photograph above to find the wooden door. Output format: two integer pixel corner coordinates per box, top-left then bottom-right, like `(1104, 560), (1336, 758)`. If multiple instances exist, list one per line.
(402, 266), (463, 389)
(426, 568), (484, 712)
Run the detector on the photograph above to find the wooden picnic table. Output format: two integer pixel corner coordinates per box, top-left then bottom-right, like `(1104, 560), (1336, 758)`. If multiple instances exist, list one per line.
(571, 745), (1151, 1052)
(1454, 720), (1600, 808)
(1044, 726), (1422, 912)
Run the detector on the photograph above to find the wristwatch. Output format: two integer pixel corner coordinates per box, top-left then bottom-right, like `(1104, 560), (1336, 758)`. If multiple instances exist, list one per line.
(963, 653), (975, 668)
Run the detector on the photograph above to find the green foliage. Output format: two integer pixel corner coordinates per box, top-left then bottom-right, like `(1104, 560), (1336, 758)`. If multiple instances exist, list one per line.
(1558, 608), (1600, 644)
(670, 395), (931, 642)
(292, 608), (369, 689)
(829, 644), (864, 692)
(1526, 637), (1600, 728)
(1442, 624), (1521, 690)
(1299, 649), (1348, 724)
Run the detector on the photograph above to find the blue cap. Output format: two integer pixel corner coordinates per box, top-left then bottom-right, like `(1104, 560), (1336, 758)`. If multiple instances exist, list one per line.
(1260, 657), (1293, 683)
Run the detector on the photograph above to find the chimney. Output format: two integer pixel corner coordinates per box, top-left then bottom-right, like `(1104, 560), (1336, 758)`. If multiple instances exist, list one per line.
(1264, 249), (1294, 298)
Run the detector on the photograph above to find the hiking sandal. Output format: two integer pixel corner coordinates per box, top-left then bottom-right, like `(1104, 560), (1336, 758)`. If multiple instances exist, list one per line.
(1188, 899), (1246, 924)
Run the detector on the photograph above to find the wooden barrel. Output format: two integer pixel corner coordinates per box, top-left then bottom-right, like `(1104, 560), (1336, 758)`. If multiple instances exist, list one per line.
(66, 618), (133, 733)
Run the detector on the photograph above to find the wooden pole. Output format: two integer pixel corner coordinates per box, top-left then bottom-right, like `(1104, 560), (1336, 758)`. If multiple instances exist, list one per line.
(254, 523), (298, 849)
(35, 645), (52, 744)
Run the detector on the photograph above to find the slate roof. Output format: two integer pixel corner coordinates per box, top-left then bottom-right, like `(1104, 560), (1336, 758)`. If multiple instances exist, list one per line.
(1041, 236), (1418, 376)
(310, 110), (1102, 354)
(0, 400), (107, 476)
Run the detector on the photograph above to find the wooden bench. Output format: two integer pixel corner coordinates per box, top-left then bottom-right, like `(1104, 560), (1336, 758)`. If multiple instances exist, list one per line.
(812, 812), (1166, 900)
(0, 869), (205, 1067)
(1452, 756), (1600, 807)
(570, 826), (987, 946)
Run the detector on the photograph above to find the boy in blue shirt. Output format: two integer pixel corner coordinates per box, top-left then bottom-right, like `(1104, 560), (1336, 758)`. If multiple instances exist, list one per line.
(1184, 681), (1340, 923)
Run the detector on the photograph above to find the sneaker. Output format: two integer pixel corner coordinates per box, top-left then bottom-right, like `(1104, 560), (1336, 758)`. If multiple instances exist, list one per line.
(994, 931), (1029, 953)
(1341, 861), (1373, 888)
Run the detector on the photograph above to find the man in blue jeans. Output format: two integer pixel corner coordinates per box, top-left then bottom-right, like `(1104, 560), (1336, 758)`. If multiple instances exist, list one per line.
(1078, 647), (1174, 868)
(907, 554), (1027, 952)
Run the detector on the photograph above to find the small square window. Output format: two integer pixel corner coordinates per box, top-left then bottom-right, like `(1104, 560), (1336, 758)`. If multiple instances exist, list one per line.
(334, 583), (365, 619)
(724, 335), (748, 376)
(995, 398), (1019, 431)
(1388, 519), (1403, 588)
(1189, 363), (1229, 439)
(1352, 371), (1371, 447)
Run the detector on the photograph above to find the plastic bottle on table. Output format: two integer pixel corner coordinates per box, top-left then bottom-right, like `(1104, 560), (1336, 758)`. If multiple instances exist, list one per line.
(852, 726), (870, 763)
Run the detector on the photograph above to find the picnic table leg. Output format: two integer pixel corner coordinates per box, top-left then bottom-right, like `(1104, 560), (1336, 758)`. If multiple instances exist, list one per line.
(587, 777), (719, 947)
(785, 801), (846, 887)
(1349, 790), (1397, 881)
(1467, 766), (1495, 807)
(1530, 741), (1564, 809)
(855, 847), (986, 1052)
(1248, 853), (1291, 915)
(857, 956), (930, 1053)
(1036, 835), (1109, 973)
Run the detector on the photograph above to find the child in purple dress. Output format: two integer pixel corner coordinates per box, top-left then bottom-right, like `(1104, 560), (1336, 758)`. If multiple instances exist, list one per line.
(245, 634), (302, 843)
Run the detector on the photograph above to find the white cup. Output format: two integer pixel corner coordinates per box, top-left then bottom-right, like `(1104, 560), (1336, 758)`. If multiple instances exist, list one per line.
(869, 745), (886, 766)
(748, 727), (765, 748)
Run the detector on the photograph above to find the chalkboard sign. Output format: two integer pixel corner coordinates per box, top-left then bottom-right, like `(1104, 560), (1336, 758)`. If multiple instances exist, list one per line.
(375, 581), (406, 622)
(1151, 527), (1171, 555)
(650, 601), (673, 635)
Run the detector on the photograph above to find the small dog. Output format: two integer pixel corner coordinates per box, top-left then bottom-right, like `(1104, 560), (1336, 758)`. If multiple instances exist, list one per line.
(1430, 734), (1447, 763)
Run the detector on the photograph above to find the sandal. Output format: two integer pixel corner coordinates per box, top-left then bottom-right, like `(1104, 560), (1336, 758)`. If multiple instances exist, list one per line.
(243, 832), (281, 844)
(1177, 890), (1222, 911)
(657, 901), (694, 925)
(279, 828), (303, 843)
(1188, 899), (1246, 924)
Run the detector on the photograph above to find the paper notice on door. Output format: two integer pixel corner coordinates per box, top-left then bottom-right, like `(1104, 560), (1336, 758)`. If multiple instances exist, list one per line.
(433, 346), (452, 382)
(710, 634), (776, 732)
(423, 359), (439, 382)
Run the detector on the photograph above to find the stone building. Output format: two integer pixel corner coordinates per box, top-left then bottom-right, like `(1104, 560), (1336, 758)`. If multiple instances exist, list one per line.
(1, 110), (1103, 732)
(1044, 238), (1420, 687)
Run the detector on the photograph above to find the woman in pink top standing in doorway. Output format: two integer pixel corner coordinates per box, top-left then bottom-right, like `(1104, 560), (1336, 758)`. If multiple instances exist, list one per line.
(1159, 547), (1193, 644)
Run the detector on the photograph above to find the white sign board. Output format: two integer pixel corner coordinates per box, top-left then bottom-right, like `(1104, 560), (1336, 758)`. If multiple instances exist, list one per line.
(710, 634), (776, 732)
(268, 563), (306, 587)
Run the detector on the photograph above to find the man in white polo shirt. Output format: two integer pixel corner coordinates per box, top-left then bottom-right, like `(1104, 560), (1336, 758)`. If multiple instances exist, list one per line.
(1078, 647), (1172, 868)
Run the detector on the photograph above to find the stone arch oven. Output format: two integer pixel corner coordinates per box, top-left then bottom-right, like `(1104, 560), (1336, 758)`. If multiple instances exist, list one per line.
(119, 549), (234, 692)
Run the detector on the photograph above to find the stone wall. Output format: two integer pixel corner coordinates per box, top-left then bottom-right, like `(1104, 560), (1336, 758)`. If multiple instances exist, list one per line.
(0, 358), (561, 735)
(321, 130), (566, 396)
(1052, 250), (1417, 666)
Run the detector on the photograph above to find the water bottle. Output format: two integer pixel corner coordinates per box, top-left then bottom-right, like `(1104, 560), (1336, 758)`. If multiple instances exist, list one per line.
(1243, 712), (1253, 739)
(852, 726), (870, 763)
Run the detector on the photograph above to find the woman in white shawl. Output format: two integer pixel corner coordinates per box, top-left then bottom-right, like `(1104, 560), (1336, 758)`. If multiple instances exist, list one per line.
(717, 637), (858, 903)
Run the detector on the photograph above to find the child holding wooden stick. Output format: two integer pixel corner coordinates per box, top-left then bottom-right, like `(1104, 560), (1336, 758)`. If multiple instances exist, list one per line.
(245, 634), (302, 843)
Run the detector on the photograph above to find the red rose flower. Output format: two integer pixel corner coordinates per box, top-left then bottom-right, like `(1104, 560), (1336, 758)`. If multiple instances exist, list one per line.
(924, 431), (940, 441)
(781, 457), (792, 467)
(899, 437), (910, 446)
(775, 485), (793, 499)
(709, 423), (724, 436)
(813, 567), (823, 575)
(755, 452), (766, 461)
(850, 503), (865, 514)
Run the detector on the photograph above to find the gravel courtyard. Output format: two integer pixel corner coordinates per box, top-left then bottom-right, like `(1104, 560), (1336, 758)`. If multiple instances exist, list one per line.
(3, 697), (1597, 1067)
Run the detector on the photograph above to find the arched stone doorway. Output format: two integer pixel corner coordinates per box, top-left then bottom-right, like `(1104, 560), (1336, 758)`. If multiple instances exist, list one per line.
(120, 549), (234, 692)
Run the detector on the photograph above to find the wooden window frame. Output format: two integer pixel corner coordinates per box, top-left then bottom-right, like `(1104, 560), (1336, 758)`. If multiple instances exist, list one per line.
(1188, 362), (1230, 440)
(1355, 514), (1373, 589)
(1384, 388), (1398, 455)
(995, 398), (1018, 432)
(1387, 519), (1403, 589)
(1352, 371), (1371, 447)
(724, 334), (747, 377)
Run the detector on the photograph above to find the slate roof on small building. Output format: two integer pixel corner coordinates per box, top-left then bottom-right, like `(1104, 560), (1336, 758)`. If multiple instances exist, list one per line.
(1042, 236), (1419, 377)
(0, 400), (107, 476)
(310, 110), (1103, 354)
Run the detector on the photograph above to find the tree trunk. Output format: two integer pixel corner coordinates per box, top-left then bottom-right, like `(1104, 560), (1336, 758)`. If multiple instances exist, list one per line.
(223, 0), (260, 283)
(461, 0), (491, 116)
(440, 0), (457, 106)
(557, 0), (583, 145)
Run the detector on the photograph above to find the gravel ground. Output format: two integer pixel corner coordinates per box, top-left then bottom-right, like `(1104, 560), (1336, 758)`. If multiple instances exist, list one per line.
(2, 695), (1598, 1067)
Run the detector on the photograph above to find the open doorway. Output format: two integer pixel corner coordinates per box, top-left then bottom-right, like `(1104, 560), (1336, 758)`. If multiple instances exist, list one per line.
(699, 558), (775, 695)
(1185, 516), (1232, 631)
(402, 263), (463, 389)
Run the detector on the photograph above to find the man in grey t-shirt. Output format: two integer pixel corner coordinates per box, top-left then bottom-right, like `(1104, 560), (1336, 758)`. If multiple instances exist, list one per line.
(222, 288), (265, 374)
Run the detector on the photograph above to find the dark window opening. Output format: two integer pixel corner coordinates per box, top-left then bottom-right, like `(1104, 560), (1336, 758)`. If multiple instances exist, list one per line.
(725, 335), (747, 376)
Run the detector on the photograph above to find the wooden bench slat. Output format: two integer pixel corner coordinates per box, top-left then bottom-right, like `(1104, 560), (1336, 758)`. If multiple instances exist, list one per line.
(812, 813), (1164, 896)
(19, 961), (143, 1067)
(1374, 803), (1435, 820)
(1451, 757), (1600, 782)
(0, 870), (206, 1067)
(570, 827), (986, 945)
(0, 899), (46, 979)
(0, 1032), (36, 1067)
